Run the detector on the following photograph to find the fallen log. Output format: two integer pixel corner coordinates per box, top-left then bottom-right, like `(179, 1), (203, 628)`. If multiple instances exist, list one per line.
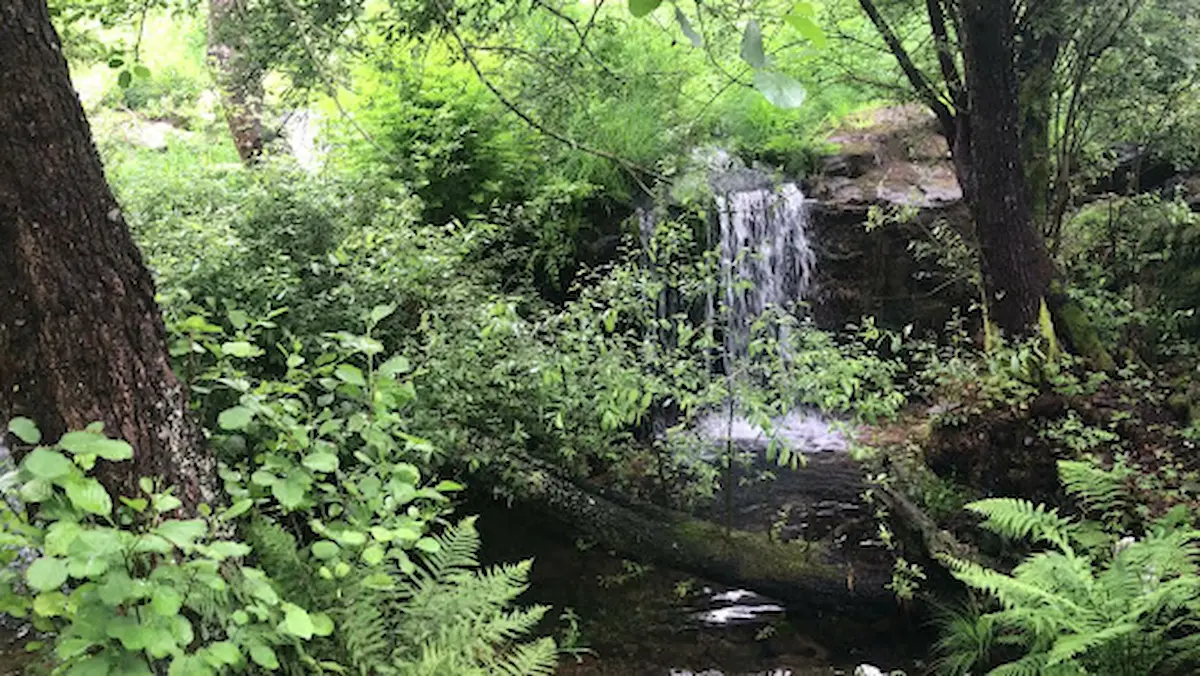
(474, 453), (900, 614)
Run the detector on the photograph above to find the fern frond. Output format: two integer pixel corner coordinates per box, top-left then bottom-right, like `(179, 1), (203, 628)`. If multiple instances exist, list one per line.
(1058, 459), (1133, 522)
(966, 498), (1076, 551)
(490, 637), (558, 676)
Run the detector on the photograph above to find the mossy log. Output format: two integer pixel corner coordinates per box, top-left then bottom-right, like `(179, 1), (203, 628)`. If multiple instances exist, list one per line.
(475, 454), (898, 613)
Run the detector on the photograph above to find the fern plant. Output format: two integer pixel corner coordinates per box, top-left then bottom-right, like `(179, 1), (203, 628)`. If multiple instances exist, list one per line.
(250, 516), (556, 676)
(936, 459), (1200, 676)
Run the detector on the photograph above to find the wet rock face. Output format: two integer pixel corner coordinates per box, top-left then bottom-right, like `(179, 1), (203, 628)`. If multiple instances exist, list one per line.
(806, 106), (975, 331)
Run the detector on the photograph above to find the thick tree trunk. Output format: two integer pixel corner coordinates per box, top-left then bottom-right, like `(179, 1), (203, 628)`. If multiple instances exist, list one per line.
(0, 0), (220, 511)
(209, 0), (264, 164)
(956, 0), (1056, 334)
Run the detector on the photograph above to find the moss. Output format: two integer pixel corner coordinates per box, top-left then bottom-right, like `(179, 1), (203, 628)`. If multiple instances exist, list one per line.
(1049, 283), (1115, 372)
(670, 518), (837, 582)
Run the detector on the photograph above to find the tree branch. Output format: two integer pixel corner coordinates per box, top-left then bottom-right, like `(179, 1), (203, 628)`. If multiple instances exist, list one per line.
(858, 0), (956, 136)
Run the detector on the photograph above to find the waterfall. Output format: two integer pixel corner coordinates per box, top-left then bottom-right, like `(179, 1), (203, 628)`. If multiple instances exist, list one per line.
(715, 182), (816, 361)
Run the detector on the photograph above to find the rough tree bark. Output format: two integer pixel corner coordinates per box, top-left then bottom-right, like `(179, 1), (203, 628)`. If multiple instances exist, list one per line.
(0, 0), (221, 511)
(957, 0), (1057, 332)
(209, 0), (264, 163)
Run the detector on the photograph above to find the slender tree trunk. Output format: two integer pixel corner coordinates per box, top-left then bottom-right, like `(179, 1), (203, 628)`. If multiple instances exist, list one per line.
(0, 0), (221, 511)
(956, 0), (1056, 334)
(208, 0), (264, 164)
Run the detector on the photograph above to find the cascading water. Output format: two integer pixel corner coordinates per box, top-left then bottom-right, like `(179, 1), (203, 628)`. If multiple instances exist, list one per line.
(714, 182), (816, 362)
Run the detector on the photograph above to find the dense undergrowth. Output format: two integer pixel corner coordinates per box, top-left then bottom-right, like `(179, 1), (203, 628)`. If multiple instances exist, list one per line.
(5, 1), (1200, 674)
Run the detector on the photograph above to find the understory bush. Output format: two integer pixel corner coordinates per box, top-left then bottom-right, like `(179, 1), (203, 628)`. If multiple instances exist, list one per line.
(0, 308), (557, 675)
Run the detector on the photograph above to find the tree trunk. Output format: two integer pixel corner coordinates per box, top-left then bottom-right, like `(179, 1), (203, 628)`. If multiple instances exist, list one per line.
(209, 0), (264, 164)
(0, 0), (220, 512)
(956, 0), (1056, 334)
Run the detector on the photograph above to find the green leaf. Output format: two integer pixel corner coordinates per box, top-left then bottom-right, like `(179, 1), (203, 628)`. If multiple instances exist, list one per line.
(740, 19), (766, 69)
(283, 603), (315, 639)
(227, 309), (249, 330)
(628, 0), (662, 17)
(22, 449), (74, 480)
(753, 71), (807, 109)
(218, 406), (254, 431)
(118, 69), (132, 88)
(98, 571), (134, 606)
(203, 541), (252, 561)
(369, 303), (397, 324)
(433, 479), (465, 492)
(26, 557), (69, 592)
(220, 341), (260, 358)
(7, 417), (40, 444)
(205, 641), (240, 667)
(153, 519), (207, 549)
(675, 7), (702, 47)
(312, 541), (339, 559)
(249, 644), (279, 670)
(272, 476), (307, 509)
(378, 354), (411, 378)
(154, 494), (183, 514)
(415, 537), (441, 553)
(785, 11), (827, 48)
(302, 452), (339, 473)
(336, 530), (367, 547)
(64, 478), (113, 515)
(151, 585), (184, 616)
(219, 499), (253, 521)
(362, 545), (385, 566)
(58, 431), (132, 460)
(311, 612), (334, 637)
(334, 364), (365, 387)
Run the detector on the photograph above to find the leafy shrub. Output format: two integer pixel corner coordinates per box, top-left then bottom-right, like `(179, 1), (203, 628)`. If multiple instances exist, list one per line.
(0, 421), (322, 675)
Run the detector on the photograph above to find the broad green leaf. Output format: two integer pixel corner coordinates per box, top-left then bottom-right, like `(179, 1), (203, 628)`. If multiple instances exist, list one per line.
(369, 303), (397, 324)
(203, 541), (252, 561)
(272, 476), (307, 509)
(378, 354), (410, 378)
(337, 530), (367, 547)
(362, 545), (385, 566)
(227, 309), (249, 330)
(220, 498), (253, 521)
(98, 571), (134, 606)
(7, 417), (40, 444)
(415, 537), (441, 553)
(205, 641), (240, 666)
(154, 494), (183, 513)
(249, 644), (279, 670)
(628, 0), (662, 18)
(753, 71), (807, 109)
(153, 519), (207, 549)
(26, 557), (69, 592)
(151, 585), (184, 616)
(433, 480), (465, 493)
(283, 604), (314, 639)
(220, 341), (260, 358)
(65, 478), (113, 515)
(302, 452), (339, 473)
(44, 521), (83, 556)
(22, 449), (74, 480)
(218, 406), (254, 431)
(311, 612), (334, 637)
(65, 654), (113, 676)
(675, 7), (703, 47)
(311, 541), (339, 559)
(785, 11), (826, 48)
(740, 19), (766, 69)
(334, 364), (365, 387)
(118, 69), (132, 88)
